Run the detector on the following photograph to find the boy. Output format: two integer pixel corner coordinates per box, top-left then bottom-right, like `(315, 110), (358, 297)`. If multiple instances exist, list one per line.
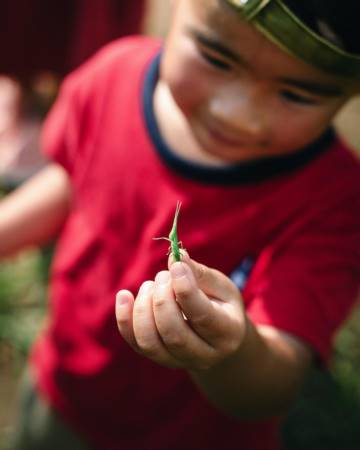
(1, 0), (360, 449)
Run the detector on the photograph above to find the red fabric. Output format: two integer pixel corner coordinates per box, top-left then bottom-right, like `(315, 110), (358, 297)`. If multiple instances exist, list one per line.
(0, 0), (145, 82)
(32, 36), (360, 450)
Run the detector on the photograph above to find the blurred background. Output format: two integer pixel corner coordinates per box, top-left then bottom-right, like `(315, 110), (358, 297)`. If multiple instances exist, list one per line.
(0, 1), (359, 449)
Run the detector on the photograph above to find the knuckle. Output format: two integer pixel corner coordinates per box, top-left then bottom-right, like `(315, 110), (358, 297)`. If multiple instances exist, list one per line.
(221, 336), (241, 356)
(163, 331), (186, 350)
(193, 354), (217, 371)
(153, 295), (168, 310)
(191, 312), (212, 328)
(195, 263), (207, 282)
(142, 345), (159, 359)
(136, 337), (159, 358)
(116, 314), (128, 329)
(174, 283), (193, 300)
(133, 302), (147, 319)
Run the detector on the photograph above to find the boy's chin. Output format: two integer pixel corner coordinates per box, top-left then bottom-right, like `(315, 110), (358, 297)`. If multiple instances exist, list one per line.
(193, 127), (268, 164)
(195, 141), (267, 165)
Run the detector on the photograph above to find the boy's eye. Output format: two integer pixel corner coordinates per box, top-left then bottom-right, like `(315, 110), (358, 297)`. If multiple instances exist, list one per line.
(199, 50), (231, 71)
(280, 90), (318, 105)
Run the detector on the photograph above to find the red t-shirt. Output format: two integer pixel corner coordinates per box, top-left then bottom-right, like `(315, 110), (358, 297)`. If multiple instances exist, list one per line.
(32, 36), (360, 450)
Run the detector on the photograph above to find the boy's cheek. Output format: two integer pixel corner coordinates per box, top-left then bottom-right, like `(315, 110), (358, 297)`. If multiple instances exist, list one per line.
(164, 67), (211, 116)
(270, 120), (330, 154)
(274, 101), (342, 145)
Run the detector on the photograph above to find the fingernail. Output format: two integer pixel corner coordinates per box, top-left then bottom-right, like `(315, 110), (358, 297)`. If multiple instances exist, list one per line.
(155, 271), (170, 285)
(117, 291), (128, 306)
(170, 262), (187, 279)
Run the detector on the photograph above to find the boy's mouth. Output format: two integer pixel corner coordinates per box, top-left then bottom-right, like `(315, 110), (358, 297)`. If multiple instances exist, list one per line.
(204, 120), (257, 149)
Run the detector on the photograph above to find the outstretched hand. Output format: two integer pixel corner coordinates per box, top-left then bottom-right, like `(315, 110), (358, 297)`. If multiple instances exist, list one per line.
(115, 253), (248, 371)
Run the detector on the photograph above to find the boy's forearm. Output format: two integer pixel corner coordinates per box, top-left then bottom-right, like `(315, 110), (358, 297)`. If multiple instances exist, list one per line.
(0, 164), (72, 258)
(189, 316), (313, 419)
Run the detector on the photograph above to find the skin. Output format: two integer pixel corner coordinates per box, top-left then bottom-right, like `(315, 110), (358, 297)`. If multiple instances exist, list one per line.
(116, 0), (360, 418)
(0, 0), (359, 420)
(0, 164), (71, 259)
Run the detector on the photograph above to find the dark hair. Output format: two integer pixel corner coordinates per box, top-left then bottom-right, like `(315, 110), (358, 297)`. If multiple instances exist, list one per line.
(283, 0), (360, 53)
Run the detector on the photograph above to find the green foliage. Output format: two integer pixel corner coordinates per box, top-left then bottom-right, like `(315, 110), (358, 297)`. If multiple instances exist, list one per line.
(282, 308), (360, 449)
(0, 250), (48, 357)
(283, 369), (360, 450)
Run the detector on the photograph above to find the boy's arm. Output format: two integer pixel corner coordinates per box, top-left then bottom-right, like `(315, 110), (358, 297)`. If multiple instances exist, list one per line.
(0, 163), (72, 258)
(189, 317), (313, 419)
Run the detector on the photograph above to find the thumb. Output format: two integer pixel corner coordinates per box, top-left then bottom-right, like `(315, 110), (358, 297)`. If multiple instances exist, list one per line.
(168, 252), (239, 303)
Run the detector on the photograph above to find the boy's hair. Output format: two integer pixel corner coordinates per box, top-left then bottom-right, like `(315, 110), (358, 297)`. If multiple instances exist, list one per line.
(284, 0), (360, 53)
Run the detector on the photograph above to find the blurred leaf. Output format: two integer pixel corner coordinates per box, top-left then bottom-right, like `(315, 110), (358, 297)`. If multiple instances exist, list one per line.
(0, 250), (47, 355)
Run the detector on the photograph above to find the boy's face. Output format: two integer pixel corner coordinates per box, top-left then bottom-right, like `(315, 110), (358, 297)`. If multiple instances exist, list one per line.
(159, 0), (358, 163)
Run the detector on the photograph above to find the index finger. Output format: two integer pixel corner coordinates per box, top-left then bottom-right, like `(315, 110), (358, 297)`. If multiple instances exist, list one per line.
(168, 253), (239, 303)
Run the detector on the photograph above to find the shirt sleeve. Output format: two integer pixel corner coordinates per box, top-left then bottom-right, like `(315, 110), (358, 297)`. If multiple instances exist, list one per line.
(41, 73), (84, 176)
(40, 36), (158, 177)
(245, 197), (360, 364)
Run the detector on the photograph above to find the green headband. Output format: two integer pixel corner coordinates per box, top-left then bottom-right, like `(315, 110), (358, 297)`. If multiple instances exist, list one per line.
(226, 0), (360, 79)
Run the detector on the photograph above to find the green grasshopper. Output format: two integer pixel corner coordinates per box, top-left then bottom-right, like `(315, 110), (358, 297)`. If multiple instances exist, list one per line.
(154, 201), (183, 261)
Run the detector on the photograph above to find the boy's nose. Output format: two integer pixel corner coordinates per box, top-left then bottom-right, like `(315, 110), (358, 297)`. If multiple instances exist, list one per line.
(208, 84), (267, 139)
